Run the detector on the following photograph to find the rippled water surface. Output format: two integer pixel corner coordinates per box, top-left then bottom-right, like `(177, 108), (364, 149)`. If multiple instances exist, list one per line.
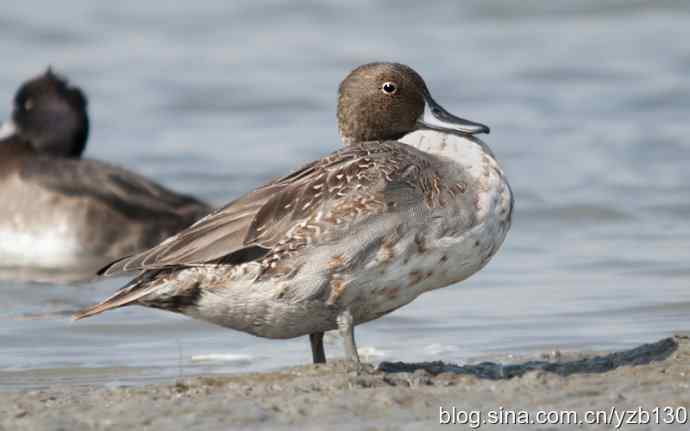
(1, 0), (689, 388)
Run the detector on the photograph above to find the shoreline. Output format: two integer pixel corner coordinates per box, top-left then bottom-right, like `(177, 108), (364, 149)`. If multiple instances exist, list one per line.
(1, 335), (688, 430)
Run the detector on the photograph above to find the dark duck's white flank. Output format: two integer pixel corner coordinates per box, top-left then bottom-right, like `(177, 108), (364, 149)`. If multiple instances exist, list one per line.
(0, 69), (211, 272)
(74, 63), (513, 367)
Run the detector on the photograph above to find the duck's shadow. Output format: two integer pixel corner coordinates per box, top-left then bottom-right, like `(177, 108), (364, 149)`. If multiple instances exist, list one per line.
(377, 337), (679, 380)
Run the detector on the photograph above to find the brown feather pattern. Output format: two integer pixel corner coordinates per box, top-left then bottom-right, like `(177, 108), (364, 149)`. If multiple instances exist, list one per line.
(99, 140), (449, 277)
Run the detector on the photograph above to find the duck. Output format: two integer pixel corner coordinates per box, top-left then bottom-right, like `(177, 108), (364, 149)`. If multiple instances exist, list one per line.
(0, 68), (212, 275)
(74, 62), (513, 368)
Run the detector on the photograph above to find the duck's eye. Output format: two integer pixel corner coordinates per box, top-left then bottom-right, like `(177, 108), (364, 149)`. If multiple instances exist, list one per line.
(24, 99), (34, 111)
(381, 82), (398, 95)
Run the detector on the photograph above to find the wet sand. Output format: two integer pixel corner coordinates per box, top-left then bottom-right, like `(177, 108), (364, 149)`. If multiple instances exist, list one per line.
(1, 335), (688, 431)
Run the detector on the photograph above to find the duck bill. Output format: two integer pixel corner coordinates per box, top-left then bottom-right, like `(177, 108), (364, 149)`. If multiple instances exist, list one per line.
(0, 119), (17, 140)
(417, 93), (490, 135)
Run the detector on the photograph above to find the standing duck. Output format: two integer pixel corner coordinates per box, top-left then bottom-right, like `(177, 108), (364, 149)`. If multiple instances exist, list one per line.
(74, 63), (513, 367)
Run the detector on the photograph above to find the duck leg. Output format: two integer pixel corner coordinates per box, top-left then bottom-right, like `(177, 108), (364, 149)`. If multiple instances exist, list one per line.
(309, 332), (326, 364)
(337, 309), (360, 370)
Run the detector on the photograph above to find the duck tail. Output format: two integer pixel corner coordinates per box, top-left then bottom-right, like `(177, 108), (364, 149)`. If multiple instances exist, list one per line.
(72, 271), (162, 320)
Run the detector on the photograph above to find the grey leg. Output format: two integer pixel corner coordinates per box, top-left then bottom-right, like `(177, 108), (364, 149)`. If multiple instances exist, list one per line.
(337, 309), (360, 369)
(309, 332), (326, 364)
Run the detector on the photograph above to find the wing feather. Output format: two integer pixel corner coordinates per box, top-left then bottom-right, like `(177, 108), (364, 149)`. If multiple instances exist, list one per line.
(21, 156), (211, 222)
(99, 141), (443, 276)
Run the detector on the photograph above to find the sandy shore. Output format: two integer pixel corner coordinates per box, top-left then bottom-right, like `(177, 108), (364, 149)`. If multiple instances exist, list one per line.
(1, 335), (689, 431)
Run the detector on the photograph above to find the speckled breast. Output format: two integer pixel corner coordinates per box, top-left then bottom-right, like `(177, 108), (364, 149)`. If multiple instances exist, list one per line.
(343, 130), (513, 322)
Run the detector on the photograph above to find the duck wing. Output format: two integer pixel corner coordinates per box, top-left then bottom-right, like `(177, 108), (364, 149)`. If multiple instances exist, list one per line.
(21, 156), (212, 223)
(99, 141), (447, 276)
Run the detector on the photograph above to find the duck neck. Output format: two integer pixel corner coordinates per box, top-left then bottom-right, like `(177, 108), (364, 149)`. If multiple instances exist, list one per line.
(398, 129), (506, 185)
(398, 129), (496, 165)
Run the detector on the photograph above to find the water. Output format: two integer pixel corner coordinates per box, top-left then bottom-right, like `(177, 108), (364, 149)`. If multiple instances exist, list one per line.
(1, 0), (689, 389)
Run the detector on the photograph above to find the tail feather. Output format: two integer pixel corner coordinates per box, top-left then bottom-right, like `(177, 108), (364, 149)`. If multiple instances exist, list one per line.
(72, 271), (162, 320)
